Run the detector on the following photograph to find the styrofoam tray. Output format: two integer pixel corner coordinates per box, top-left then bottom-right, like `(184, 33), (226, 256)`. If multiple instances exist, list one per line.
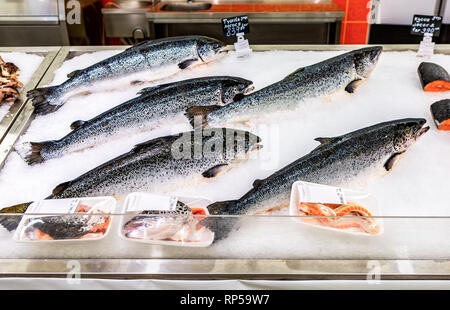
(13, 196), (117, 243)
(118, 192), (214, 247)
(289, 181), (384, 236)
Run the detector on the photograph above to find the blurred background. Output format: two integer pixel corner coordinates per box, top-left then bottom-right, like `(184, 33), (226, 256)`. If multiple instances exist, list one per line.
(0, 0), (449, 46)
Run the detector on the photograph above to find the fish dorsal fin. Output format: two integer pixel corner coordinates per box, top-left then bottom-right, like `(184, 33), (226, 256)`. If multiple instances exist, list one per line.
(70, 120), (86, 131)
(125, 40), (149, 51)
(67, 70), (82, 79)
(136, 81), (180, 96)
(52, 181), (72, 197)
(312, 137), (341, 151)
(314, 137), (339, 144)
(132, 134), (181, 153)
(283, 67), (306, 80)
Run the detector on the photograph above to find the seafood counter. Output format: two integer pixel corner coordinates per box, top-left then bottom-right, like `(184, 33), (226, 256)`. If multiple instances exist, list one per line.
(0, 41), (449, 279)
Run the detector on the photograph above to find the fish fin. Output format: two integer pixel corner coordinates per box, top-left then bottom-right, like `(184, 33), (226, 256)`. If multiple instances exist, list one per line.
(178, 58), (198, 70)
(201, 200), (240, 241)
(384, 152), (405, 171)
(130, 80), (145, 86)
(202, 164), (229, 178)
(185, 105), (221, 129)
(252, 179), (264, 188)
(67, 69), (81, 79)
(125, 40), (149, 51)
(283, 67), (306, 80)
(206, 200), (238, 215)
(15, 141), (55, 165)
(70, 120), (86, 130)
(0, 202), (32, 232)
(345, 78), (363, 93)
(52, 181), (72, 197)
(233, 93), (245, 102)
(314, 137), (339, 144)
(27, 86), (61, 115)
(132, 133), (182, 152)
(136, 81), (180, 96)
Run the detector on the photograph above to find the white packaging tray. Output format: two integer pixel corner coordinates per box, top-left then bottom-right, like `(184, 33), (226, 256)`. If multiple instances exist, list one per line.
(289, 181), (384, 236)
(119, 192), (214, 247)
(13, 196), (117, 243)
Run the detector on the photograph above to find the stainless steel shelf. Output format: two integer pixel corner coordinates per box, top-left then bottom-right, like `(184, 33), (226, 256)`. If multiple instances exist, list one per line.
(1, 259), (450, 280)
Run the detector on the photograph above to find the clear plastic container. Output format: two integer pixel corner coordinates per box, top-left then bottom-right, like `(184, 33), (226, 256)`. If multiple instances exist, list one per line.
(289, 181), (383, 236)
(119, 192), (214, 247)
(13, 197), (116, 243)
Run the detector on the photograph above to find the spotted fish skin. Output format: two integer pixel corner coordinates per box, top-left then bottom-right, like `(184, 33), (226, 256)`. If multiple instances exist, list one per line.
(17, 76), (254, 165)
(27, 36), (226, 114)
(187, 46), (383, 127)
(48, 128), (261, 199)
(204, 118), (429, 240)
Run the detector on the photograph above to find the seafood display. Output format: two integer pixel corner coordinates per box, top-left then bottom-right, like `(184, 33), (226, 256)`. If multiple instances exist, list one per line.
(27, 36), (227, 114)
(418, 62), (450, 92)
(204, 118), (429, 240)
(0, 56), (23, 104)
(0, 43), (448, 258)
(186, 46), (382, 127)
(431, 99), (450, 130)
(17, 76), (254, 165)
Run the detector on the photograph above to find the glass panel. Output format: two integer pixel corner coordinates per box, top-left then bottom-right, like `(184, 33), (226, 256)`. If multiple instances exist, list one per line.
(1, 214), (450, 260)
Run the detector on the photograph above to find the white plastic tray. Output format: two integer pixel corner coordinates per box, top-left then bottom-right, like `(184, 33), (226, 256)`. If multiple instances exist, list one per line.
(13, 196), (117, 243)
(118, 192), (214, 247)
(289, 181), (384, 236)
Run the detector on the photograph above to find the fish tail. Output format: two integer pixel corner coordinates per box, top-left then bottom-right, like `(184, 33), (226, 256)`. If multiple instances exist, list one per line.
(0, 202), (32, 231)
(27, 86), (62, 115)
(15, 141), (55, 165)
(185, 105), (220, 129)
(201, 200), (240, 242)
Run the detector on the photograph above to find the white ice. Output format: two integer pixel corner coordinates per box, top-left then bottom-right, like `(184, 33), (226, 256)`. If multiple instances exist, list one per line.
(0, 48), (449, 260)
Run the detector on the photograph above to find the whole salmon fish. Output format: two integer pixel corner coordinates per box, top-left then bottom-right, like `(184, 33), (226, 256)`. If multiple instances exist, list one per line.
(17, 76), (254, 164)
(186, 46), (383, 127)
(28, 36), (227, 114)
(203, 118), (429, 240)
(0, 128), (262, 231)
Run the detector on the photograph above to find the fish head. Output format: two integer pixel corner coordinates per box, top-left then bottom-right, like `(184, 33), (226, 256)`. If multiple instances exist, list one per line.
(197, 37), (227, 63)
(220, 77), (255, 104)
(202, 128), (262, 160)
(353, 46), (383, 78)
(227, 128), (262, 156)
(391, 118), (429, 152)
(358, 118), (429, 172)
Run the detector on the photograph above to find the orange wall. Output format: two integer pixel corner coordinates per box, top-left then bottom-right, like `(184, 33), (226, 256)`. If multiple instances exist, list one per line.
(333, 0), (371, 44)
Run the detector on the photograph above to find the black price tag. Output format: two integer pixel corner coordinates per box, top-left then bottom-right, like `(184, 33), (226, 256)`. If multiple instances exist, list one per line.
(411, 14), (442, 36)
(222, 15), (250, 37)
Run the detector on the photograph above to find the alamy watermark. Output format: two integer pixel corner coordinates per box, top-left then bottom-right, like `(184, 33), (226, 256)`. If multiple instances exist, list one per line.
(168, 117), (281, 170)
(66, 260), (81, 284)
(66, 0), (81, 25)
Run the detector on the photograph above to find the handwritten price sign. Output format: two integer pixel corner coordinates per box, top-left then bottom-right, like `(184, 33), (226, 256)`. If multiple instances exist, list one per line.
(411, 15), (442, 36)
(222, 15), (250, 37)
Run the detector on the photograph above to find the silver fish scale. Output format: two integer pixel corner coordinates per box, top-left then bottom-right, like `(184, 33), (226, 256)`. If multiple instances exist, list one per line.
(222, 119), (421, 215)
(38, 77), (250, 160)
(51, 128), (257, 199)
(206, 51), (363, 125)
(51, 37), (206, 101)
